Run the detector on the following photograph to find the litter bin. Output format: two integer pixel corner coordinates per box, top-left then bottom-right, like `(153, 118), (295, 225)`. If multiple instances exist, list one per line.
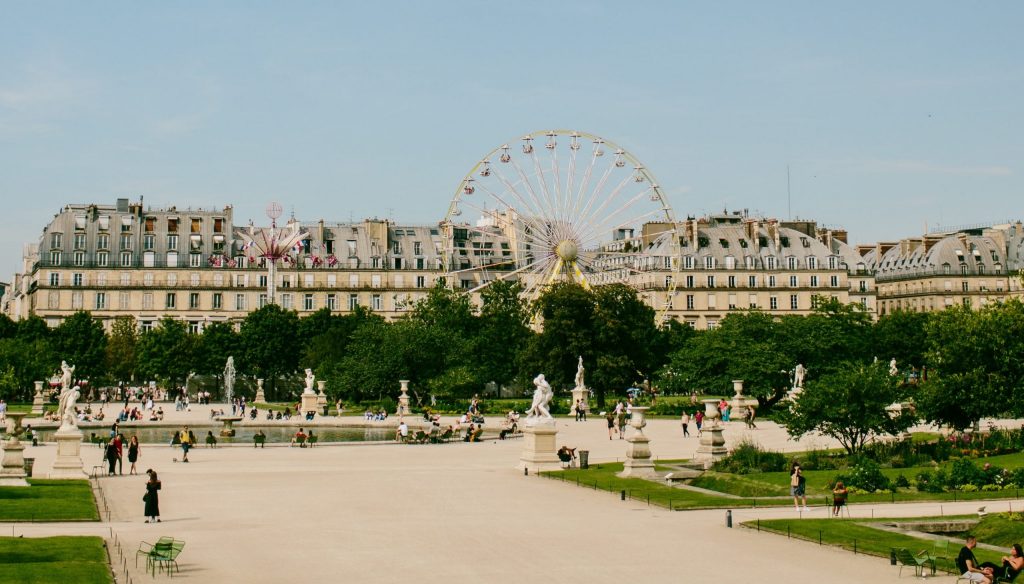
(24, 457), (35, 477)
(579, 450), (589, 469)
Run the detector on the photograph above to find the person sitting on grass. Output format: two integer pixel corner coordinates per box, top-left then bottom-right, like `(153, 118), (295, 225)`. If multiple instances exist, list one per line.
(957, 535), (994, 584)
(831, 481), (848, 516)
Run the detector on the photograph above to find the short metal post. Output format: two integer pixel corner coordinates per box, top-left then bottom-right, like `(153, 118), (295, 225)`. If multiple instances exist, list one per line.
(726, 510), (732, 528)
(621, 490), (626, 501)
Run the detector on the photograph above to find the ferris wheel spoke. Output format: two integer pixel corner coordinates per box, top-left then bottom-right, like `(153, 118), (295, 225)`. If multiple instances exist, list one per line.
(463, 185), (551, 244)
(576, 187), (655, 246)
(568, 145), (601, 225)
(528, 149), (557, 223)
(577, 169), (633, 234)
(549, 143), (565, 224)
(505, 158), (560, 228)
(578, 207), (668, 252)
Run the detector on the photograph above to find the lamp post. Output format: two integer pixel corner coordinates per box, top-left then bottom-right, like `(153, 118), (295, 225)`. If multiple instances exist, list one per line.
(239, 202), (308, 305)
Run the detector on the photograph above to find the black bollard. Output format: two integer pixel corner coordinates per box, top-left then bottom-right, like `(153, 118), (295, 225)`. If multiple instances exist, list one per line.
(726, 510), (733, 528)
(621, 490), (626, 501)
(523, 466), (528, 476)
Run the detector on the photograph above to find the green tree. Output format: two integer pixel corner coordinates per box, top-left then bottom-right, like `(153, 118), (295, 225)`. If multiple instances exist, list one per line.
(195, 322), (241, 376)
(239, 304), (301, 399)
(474, 281), (533, 390)
(105, 316), (138, 385)
(136, 318), (197, 388)
(870, 310), (931, 371)
(779, 361), (914, 455)
(54, 311), (108, 384)
(590, 283), (660, 405)
(523, 282), (597, 396)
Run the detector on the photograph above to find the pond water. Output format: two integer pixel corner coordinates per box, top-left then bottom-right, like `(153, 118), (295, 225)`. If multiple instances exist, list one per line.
(37, 426), (395, 444)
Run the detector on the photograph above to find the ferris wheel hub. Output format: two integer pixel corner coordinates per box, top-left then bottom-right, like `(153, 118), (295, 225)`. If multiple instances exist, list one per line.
(555, 239), (579, 262)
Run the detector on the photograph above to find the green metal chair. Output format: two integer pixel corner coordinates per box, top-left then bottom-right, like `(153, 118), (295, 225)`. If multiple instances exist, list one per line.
(136, 537), (173, 573)
(151, 540), (186, 577)
(894, 547), (935, 578)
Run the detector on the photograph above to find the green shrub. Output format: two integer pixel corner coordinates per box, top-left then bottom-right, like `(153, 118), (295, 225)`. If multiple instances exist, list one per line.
(712, 439), (788, 474)
(915, 471), (946, 493)
(895, 474), (910, 489)
(948, 458), (988, 489)
(961, 484), (979, 492)
(841, 458), (891, 492)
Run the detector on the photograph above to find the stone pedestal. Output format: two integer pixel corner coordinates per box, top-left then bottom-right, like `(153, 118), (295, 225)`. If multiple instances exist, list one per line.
(397, 380), (411, 417)
(571, 386), (590, 414)
(300, 392), (319, 416)
(694, 400), (727, 469)
(51, 426), (87, 479)
(518, 419), (560, 472)
(316, 380), (328, 411)
(31, 381), (45, 415)
(0, 413), (29, 487)
(255, 379), (266, 403)
(619, 406), (656, 478)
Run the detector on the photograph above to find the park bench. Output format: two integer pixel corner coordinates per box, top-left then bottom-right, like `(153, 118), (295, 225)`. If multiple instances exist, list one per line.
(253, 433), (266, 448)
(307, 434), (318, 447)
(205, 434), (217, 448)
(291, 435), (307, 448)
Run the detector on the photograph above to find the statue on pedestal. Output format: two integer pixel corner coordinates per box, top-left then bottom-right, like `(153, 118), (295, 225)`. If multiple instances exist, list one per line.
(574, 356), (585, 390)
(527, 374), (553, 420)
(60, 360), (75, 392)
(889, 358), (898, 377)
(304, 368), (316, 394)
(793, 363), (806, 389)
(223, 357), (236, 404)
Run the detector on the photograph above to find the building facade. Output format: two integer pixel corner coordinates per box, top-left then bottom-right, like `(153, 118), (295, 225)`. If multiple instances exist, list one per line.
(3, 200), (889, 331)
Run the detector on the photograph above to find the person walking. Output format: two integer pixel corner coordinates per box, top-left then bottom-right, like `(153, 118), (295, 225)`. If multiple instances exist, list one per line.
(178, 426), (195, 463)
(104, 440), (118, 476)
(680, 412), (690, 437)
(113, 433), (125, 475)
(745, 405), (757, 429)
(143, 469), (161, 523)
(694, 410), (704, 436)
(606, 411), (616, 440)
(127, 435), (140, 475)
(791, 462), (808, 511)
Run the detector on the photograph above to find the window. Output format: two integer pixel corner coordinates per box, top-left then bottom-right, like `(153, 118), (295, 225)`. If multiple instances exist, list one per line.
(72, 291), (83, 309)
(963, 297), (972, 308)
(327, 275), (336, 287)
(810, 275), (819, 287)
(190, 235), (202, 250)
(766, 256), (776, 270)
(859, 280), (867, 292)
(830, 275), (838, 287)
(789, 275), (798, 287)
(349, 294), (359, 310)
(371, 275), (382, 288)
(97, 234), (109, 249)
(749, 294), (757, 308)
(790, 294), (798, 310)
(727, 276), (736, 288)
(143, 234), (155, 250)
(73, 273), (83, 287)
(74, 234), (86, 249)
(235, 294), (247, 310)
(121, 216), (133, 232)
(191, 218), (201, 233)
(708, 295), (717, 308)
(120, 272), (131, 286)
(347, 240), (357, 257)
(258, 275), (268, 288)
(97, 273), (107, 286)
(168, 235), (178, 251)
(259, 294), (268, 308)
(144, 217), (156, 232)
(392, 241), (402, 254)
(665, 276), (673, 288)
(189, 321), (201, 335)
(94, 293), (106, 310)
(120, 234), (133, 250)
(143, 293), (154, 309)
(686, 294), (694, 310)
(281, 294), (293, 309)
(167, 274), (177, 286)
(213, 293), (222, 309)
(704, 256), (715, 269)
(683, 256), (693, 269)
(393, 257), (403, 269)
(48, 291), (59, 308)
(235, 274), (247, 287)
(73, 251), (85, 266)
(214, 218), (224, 232)
(707, 275), (715, 288)
(787, 257), (797, 270)
(828, 256), (837, 270)
(190, 273), (200, 286)
(768, 275), (776, 287)
(167, 218), (179, 233)
(119, 292), (130, 309)
(961, 281), (969, 292)
(807, 257), (818, 270)
(304, 294), (314, 311)
(188, 253), (201, 267)
(372, 294), (382, 311)
(98, 216), (110, 231)
(371, 257), (380, 268)
(304, 274), (314, 287)
(49, 273), (60, 286)
(143, 251), (155, 267)
(416, 276), (426, 288)
(724, 256), (736, 270)
(166, 293), (176, 309)
(770, 296), (778, 310)
(728, 294), (737, 309)
(189, 292), (200, 309)
(327, 294), (337, 311)
(349, 274), (359, 287)
(51, 233), (63, 248)
(748, 275), (757, 288)
(414, 241), (422, 255)
(140, 320), (154, 333)
(97, 252), (108, 267)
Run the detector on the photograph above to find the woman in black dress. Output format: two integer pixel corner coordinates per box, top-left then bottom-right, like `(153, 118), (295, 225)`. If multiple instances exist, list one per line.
(104, 441), (118, 476)
(127, 435), (140, 475)
(143, 469), (161, 523)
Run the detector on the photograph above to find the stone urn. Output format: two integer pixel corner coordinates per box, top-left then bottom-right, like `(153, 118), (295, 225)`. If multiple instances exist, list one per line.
(629, 405), (648, 429)
(0, 412), (29, 486)
(619, 406), (656, 478)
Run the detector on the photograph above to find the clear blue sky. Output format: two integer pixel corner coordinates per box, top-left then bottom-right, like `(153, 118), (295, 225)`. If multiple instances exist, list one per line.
(2, 1), (1022, 279)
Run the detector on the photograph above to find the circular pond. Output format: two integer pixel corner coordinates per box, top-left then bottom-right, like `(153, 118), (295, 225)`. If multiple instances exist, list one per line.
(37, 426), (395, 444)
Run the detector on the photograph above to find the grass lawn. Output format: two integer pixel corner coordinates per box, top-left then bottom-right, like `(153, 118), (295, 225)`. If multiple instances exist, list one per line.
(747, 516), (1005, 573)
(544, 463), (820, 509)
(0, 480), (99, 522)
(0, 536), (112, 584)
(971, 513), (1024, 548)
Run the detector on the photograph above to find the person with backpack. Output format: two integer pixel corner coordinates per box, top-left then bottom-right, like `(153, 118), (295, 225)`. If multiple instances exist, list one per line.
(791, 462), (808, 511)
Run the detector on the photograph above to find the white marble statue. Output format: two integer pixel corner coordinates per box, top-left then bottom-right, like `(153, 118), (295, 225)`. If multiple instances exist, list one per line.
(223, 357), (236, 404)
(574, 356), (585, 389)
(60, 360), (75, 391)
(527, 374), (553, 420)
(793, 363), (806, 389)
(304, 368), (315, 394)
(57, 386), (81, 428)
(889, 358), (898, 376)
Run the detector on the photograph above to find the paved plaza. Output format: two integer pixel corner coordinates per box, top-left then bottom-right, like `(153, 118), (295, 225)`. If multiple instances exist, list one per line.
(6, 405), (1006, 583)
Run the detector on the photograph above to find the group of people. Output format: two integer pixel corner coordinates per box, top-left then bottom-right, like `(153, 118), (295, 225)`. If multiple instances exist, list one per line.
(363, 409), (389, 421)
(958, 536), (1023, 583)
(103, 428), (141, 476)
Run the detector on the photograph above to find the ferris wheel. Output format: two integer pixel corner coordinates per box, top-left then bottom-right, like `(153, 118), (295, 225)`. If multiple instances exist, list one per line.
(442, 129), (678, 303)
